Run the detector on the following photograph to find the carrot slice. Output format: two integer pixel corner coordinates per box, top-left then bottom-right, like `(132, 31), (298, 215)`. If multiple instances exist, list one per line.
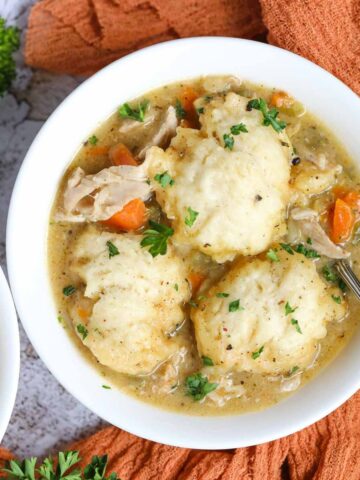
(109, 143), (138, 166)
(77, 308), (89, 320)
(270, 91), (294, 109)
(330, 198), (355, 244)
(180, 86), (199, 129)
(188, 272), (206, 294)
(103, 198), (146, 231)
(86, 145), (109, 156)
(342, 192), (360, 214)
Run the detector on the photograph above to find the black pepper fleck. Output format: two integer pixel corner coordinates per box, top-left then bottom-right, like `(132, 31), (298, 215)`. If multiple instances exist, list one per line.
(255, 194), (263, 202)
(292, 156), (301, 166)
(226, 344), (233, 350)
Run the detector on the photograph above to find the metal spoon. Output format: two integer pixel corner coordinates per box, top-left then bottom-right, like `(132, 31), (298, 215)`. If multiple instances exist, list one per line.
(335, 260), (360, 301)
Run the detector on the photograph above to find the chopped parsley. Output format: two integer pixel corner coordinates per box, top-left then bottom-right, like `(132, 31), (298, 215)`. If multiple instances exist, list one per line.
(291, 318), (302, 334)
(174, 283), (179, 291)
(140, 220), (174, 257)
(289, 366), (299, 376)
(322, 263), (347, 292)
(118, 99), (149, 122)
(280, 243), (294, 255)
(185, 373), (218, 401)
(331, 294), (342, 304)
(267, 248), (280, 262)
(285, 301), (297, 316)
(106, 240), (119, 258)
(228, 299), (244, 312)
(63, 285), (76, 296)
(197, 107), (204, 114)
(230, 123), (248, 135)
(88, 135), (98, 145)
(102, 385), (111, 389)
(294, 243), (320, 259)
(154, 171), (175, 188)
(338, 278), (347, 292)
(252, 345), (264, 360)
(185, 207), (199, 227)
(204, 95), (213, 103)
(216, 292), (230, 298)
(76, 323), (88, 340)
(175, 99), (186, 119)
(202, 356), (214, 366)
(307, 237), (313, 245)
(246, 98), (286, 133)
(223, 133), (234, 150)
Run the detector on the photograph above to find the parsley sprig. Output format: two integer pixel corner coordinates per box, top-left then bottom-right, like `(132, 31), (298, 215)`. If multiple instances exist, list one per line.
(118, 100), (149, 122)
(247, 98), (286, 133)
(223, 123), (248, 150)
(154, 171), (174, 188)
(185, 207), (199, 227)
(2, 452), (121, 480)
(140, 220), (174, 257)
(185, 373), (218, 401)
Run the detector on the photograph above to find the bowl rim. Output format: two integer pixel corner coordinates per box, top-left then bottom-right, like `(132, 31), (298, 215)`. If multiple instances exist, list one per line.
(0, 267), (20, 442)
(6, 36), (360, 449)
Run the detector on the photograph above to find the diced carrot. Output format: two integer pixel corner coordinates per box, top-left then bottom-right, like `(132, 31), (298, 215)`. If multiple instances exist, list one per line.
(103, 198), (146, 231)
(342, 192), (360, 213)
(332, 185), (349, 198)
(330, 198), (355, 244)
(270, 91), (294, 109)
(188, 272), (206, 294)
(109, 143), (138, 166)
(180, 86), (199, 129)
(86, 145), (110, 156)
(77, 308), (89, 320)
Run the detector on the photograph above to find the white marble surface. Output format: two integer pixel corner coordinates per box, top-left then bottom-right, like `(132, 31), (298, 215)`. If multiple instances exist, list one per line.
(0, 0), (106, 457)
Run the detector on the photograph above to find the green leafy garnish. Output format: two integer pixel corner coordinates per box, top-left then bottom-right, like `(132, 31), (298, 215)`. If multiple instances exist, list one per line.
(88, 135), (98, 145)
(175, 99), (186, 119)
(230, 123), (248, 135)
(174, 283), (179, 291)
(291, 318), (302, 334)
(322, 264), (347, 292)
(289, 366), (299, 376)
(228, 299), (244, 312)
(76, 324), (88, 340)
(102, 385), (111, 390)
(216, 292), (230, 298)
(185, 373), (218, 401)
(294, 243), (320, 259)
(285, 301), (297, 316)
(246, 98), (286, 132)
(63, 285), (76, 296)
(202, 356), (214, 366)
(0, 18), (20, 97)
(331, 294), (342, 304)
(223, 133), (234, 150)
(307, 237), (313, 245)
(2, 451), (121, 480)
(118, 100), (149, 122)
(140, 220), (174, 257)
(154, 171), (175, 188)
(267, 249), (280, 262)
(252, 345), (264, 360)
(197, 107), (204, 114)
(106, 241), (119, 258)
(185, 207), (199, 227)
(280, 243), (294, 255)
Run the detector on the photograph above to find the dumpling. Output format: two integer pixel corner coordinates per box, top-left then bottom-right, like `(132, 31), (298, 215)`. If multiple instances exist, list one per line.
(191, 249), (346, 374)
(70, 226), (191, 375)
(146, 92), (292, 263)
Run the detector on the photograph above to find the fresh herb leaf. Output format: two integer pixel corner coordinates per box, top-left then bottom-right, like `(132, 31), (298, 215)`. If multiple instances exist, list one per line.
(331, 294), (342, 304)
(246, 98), (286, 132)
(202, 356), (214, 366)
(295, 243), (320, 259)
(252, 345), (264, 360)
(106, 241), (119, 258)
(63, 285), (76, 296)
(0, 18), (20, 97)
(102, 385), (111, 390)
(174, 283), (179, 291)
(230, 123), (248, 135)
(175, 99), (186, 119)
(77, 324), (88, 340)
(88, 135), (98, 145)
(185, 207), (199, 227)
(289, 366), (299, 376)
(185, 373), (218, 401)
(118, 100), (149, 122)
(196, 107), (204, 114)
(338, 278), (347, 292)
(216, 292), (230, 298)
(223, 133), (234, 150)
(307, 237), (312, 245)
(285, 301), (297, 316)
(322, 264), (338, 282)
(140, 220), (174, 257)
(280, 243), (294, 255)
(267, 248), (280, 262)
(228, 299), (244, 312)
(154, 171), (175, 188)
(291, 318), (302, 334)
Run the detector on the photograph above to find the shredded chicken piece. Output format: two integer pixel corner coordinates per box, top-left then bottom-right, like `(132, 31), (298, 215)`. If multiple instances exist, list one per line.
(137, 106), (178, 160)
(118, 111), (156, 133)
(55, 164), (151, 222)
(291, 208), (349, 259)
(202, 368), (245, 406)
(147, 348), (187, 395)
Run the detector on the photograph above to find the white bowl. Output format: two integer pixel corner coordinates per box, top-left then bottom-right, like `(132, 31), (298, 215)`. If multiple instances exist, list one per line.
(7, 37), (360, 449)
(0, 267), (20, 442)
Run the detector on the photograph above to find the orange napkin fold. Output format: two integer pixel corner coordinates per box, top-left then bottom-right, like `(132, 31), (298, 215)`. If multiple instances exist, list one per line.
(25, 0), (360, 94)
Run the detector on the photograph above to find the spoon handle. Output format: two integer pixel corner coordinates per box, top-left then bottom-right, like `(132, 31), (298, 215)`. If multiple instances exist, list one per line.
(335, 260), (360, 301)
